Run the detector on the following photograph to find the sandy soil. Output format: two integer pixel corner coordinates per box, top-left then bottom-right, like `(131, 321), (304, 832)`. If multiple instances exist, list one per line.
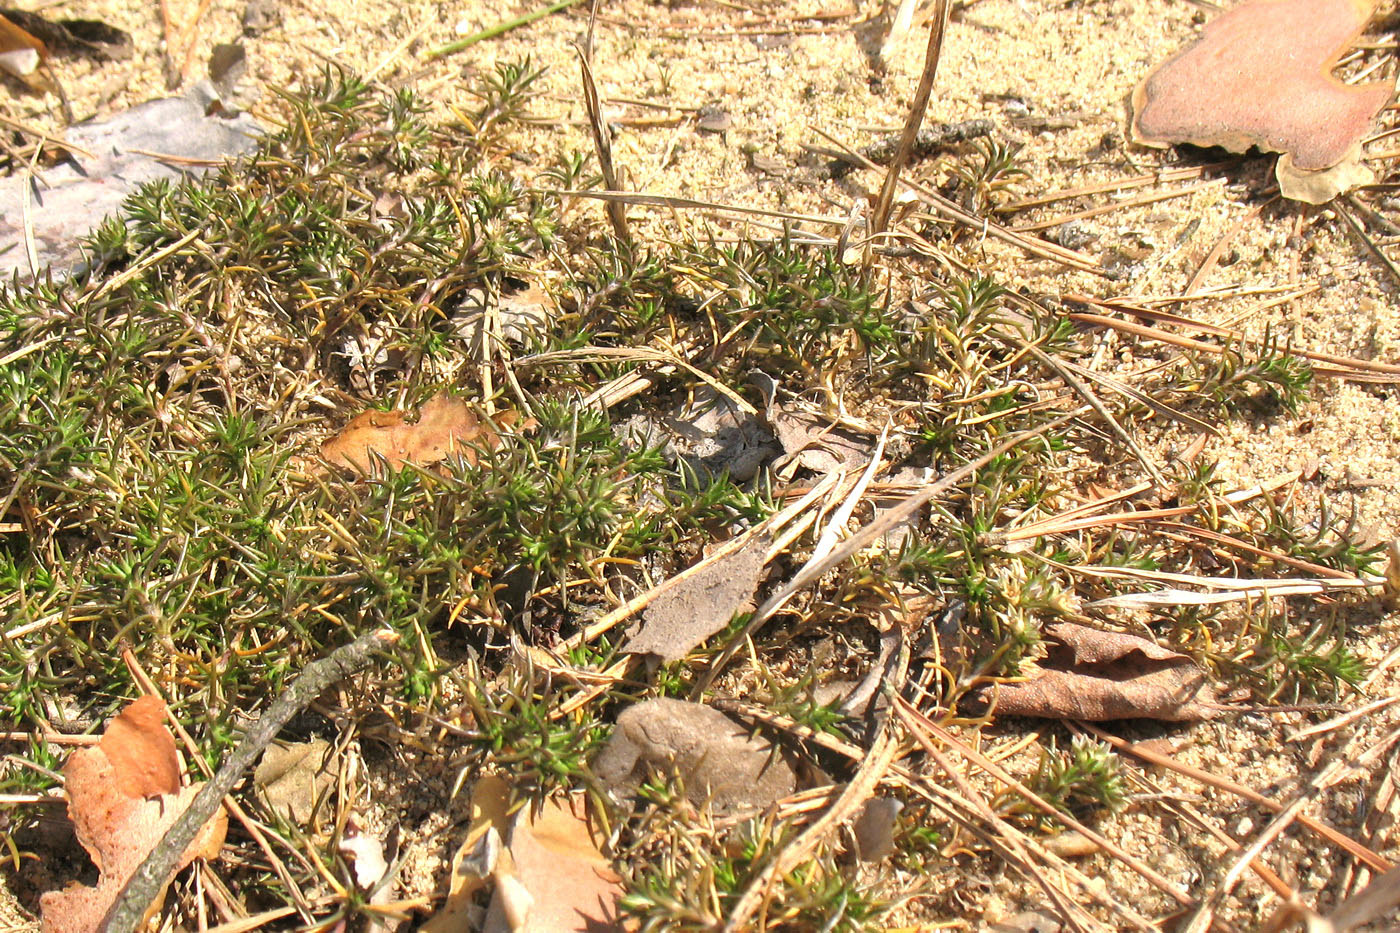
(3, 0), (1399, 928)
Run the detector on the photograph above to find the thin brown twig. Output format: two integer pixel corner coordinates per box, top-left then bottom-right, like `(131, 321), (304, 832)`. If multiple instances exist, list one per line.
(1003, 163), (1231, 212)
(1081, 723), (1394, 873)
(106, 630), (399, 933)
(905, 700), (1197, 908)
(1012, 178), (1227, 232)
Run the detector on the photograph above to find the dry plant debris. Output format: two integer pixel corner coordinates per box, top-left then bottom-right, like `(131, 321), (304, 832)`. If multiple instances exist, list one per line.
(1131, 0), (1392, 202)
(39, 697), (227, 933)
(321, 393), (522, 473)
(253, 738), (335, 826)
(594, 699), (799, 815)
(425, 775), (512, 932)
(980, 622), (1220, 722)
(3, 3), (1400, 928)
(625, 532), (772, 661)
(484, 794), (624, 933)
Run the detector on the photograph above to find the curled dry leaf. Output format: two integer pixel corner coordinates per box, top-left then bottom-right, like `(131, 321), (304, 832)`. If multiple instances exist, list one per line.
(623, 532), (772, 662)
(767, 405), (872, 475)
(1130, 0), (1392, 202)
(483, 794), (624, 933)
(979, 622), (1219, 722)
(0, 10), (132, 61)
(321, 393), (523, 473)
(40, 697), (228, 933)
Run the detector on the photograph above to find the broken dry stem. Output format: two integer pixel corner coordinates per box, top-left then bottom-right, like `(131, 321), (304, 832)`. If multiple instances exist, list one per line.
(105, 630), (399, 933)
(870, 0), (950, 236)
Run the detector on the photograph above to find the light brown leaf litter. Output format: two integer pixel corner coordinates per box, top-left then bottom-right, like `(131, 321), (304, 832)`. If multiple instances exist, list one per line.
(254, 738), (335, 826)
(593, 698), (799, 815)
(40, 696), (228, 933)
(766, 405), (873, 475)
(423, 774), (511, 933)
(1130, 0), (1393, 202)
(321, 393), (523, 473)
(979, 622), (1219, 722)
(483, 794), (624, 933)
(623, 532), (772, 661)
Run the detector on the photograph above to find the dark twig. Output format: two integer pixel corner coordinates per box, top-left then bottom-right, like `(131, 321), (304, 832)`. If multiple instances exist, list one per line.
(104, 630), (400, 933)
(871, 0), (951, 236)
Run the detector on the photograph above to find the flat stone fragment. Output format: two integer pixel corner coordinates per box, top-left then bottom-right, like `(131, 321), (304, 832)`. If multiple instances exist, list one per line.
(593, 698), (798, 815)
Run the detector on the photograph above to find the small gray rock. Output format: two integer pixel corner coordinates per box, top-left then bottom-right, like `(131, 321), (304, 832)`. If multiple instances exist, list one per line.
(594, 698), (798, 815)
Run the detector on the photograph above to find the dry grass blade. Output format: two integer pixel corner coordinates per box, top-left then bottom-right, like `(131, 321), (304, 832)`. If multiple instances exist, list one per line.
(1012, 178), (1228, 232)
(903, 700), (1197, 908)
(871, 0), (950, 236)
(1003, 162), (1231, 211)
(576, 43), (629, 241)
(1065, 297), (1400, 380)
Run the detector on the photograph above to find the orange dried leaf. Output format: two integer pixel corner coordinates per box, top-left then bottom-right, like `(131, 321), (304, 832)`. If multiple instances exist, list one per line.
(321, 393), (519, 473)
(39, 698), (227, 933)
(1131, 0), (1392, 172)
(100, 694), (180, 799)
(484, 794), (624, 933)
(0, 12), (47, 71)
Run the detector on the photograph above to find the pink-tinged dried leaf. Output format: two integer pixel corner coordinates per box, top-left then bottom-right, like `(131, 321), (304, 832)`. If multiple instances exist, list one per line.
(321, 393), (522, 473)
(484, 795), (624, 933)
(39, 700), (228, 933)
(100, 695), (180, 799)
(1131, 0), (1392, 172)
(982, 622), (1219, 722)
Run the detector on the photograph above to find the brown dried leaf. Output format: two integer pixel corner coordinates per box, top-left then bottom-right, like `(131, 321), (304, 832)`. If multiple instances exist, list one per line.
(593, 698), (799, 816)
(484, 795), (624, 933)
(768, 406), (872, 474)
(1131, 0), (1391, 173)
(40, 699), (228, 933)
(624, 533), (771, 662)
(423, 775), (511, 933)
(983, 622), (1219, 722)
(100, 694), (180, 799)
(254, 738), (335, 826)
(321, 393), (520, 473)
(0, 11), (131, 61)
